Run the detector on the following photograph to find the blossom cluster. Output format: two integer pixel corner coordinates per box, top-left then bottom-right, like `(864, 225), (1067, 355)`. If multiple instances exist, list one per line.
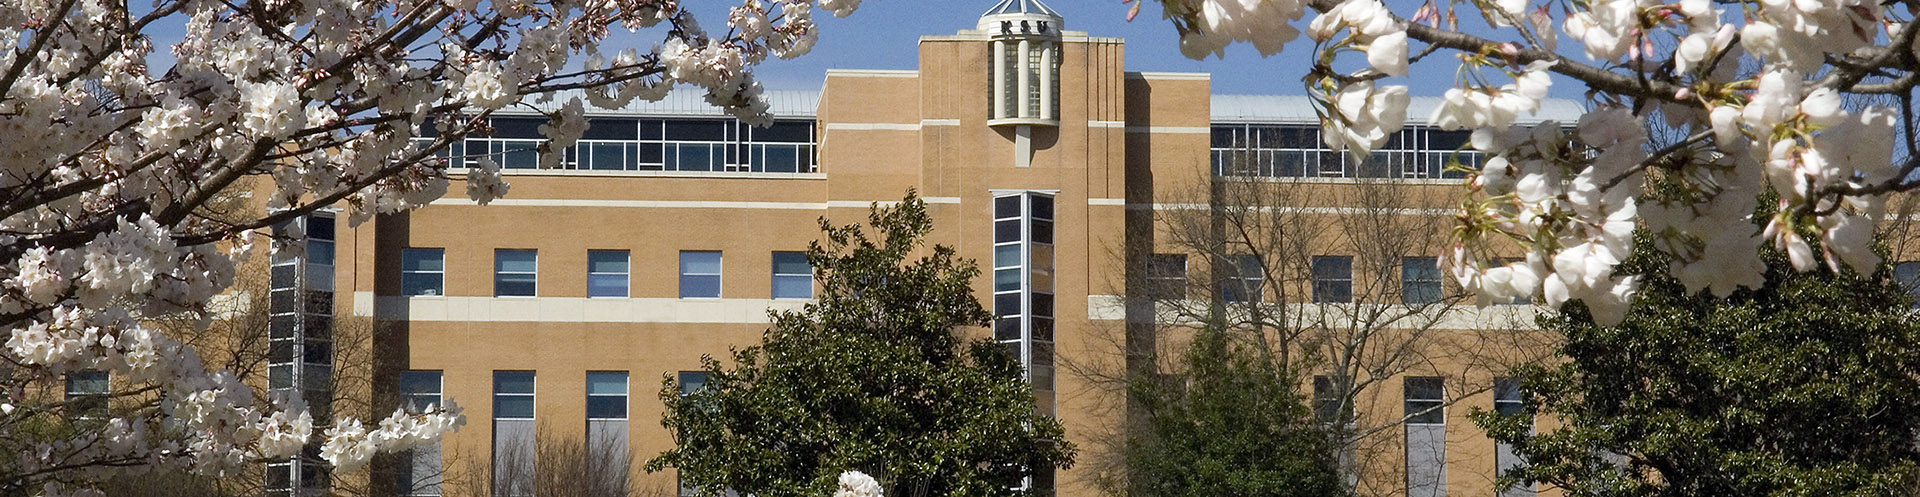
(834, 471), (885, 497)
(0, 0), (862, 491)
(1152, 0), (1913, 323)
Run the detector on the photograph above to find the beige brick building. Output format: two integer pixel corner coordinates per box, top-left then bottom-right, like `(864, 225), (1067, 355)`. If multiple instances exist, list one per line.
(294, 2), (1588, 496)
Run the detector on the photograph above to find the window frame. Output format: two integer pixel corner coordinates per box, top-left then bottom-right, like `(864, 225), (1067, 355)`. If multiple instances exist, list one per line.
(1144, 253), (1188, 301)
(493, 249), (538, 298)
(1312, 255), (1354, 304)
(587, 249), (631, 298)
(770, 251), (814, 300)
(1403, 376), (1445, 425)
(679, 251), (723, 299)
(492, 371), (537, 421)
(401, 248), (446, 297)
(585, 371), (629, 421)
(1401, 256), (1443, 305)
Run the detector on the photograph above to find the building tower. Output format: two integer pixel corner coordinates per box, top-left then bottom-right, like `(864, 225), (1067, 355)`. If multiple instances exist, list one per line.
(981, 0), (1062, 168)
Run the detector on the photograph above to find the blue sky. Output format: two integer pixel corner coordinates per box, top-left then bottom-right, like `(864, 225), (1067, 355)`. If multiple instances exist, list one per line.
(731, 0), (1520, 97)
(141, 0), (1574, 99)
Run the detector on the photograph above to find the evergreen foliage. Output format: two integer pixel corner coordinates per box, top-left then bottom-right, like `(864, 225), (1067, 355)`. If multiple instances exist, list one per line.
(1477, 236), (1920, 497)
(647, 192), (1075, 497)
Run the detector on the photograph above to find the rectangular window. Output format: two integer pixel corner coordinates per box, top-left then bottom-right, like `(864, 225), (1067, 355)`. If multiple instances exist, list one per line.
(1404, 377), (1444, 424)
(1494, 377), (1532, 497)
(678, 371), (710, 396)
(1313, 256), (1354, 303)
(1311, 375), (1343, 424)
(65, 370), (108, 414)
(1401, 256), (1442, 305)
(402, 370), (443, 412)
(1144, 254), (1187, 301)
(399, 371), (444, 496)
(1405, 376), (1447, 497)
(1221, 254), (1264, 302)
(771, 251), (813, 299)
(493, 371), (536, 420)
(494, 249), (537, 297)
(493, 371), (536, 497)
(402, 249), (445, 296)
(588, 250), (630, 298)
(586, 371), (629, 420)
(680, 251), (722, 298)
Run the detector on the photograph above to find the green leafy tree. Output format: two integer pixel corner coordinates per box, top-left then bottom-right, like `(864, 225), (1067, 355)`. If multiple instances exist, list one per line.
(1476, 234), (1920, 497)
(1125, 327), (1349, 497)
(646, 192), (1075, 497)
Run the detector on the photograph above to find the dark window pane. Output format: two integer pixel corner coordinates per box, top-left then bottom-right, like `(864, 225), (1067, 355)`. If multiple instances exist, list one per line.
(995, 220), (1020, 243)
(994, 196), (1020, 217)
(402, 371), (443, 395)
(1033, 317), (1053, 342)
(994, 292), (1021, 317)
(583, 118), (639, 140)
(587, 396), (627, 419)
(639, 142), (663, 165)
(1030, 220), (1053, 244)
(1031, 293), (1054, 318)
(270, 314), (296, 339)
(306, 217), (335, 241)
(304, 342), (331, 364)
(304, 292), (332, 314)
(756, 121), (813, 142)
(303, 316), (332, 339)
(495, 371), (535, 394)
(664, 120), (727, 141)
(493, 397), (535, 419)
(491, 118), (546, 138)
(272, 264), (297, 287)
(271, 289), (296, 314)
(269, 365), (292, 389)
(403, 249), (443, 272)
(496, 274), (536, 297)
(995, 317), (1021, 340)
(270, 340), (294, 363)
(1029, 195), (1053, 221)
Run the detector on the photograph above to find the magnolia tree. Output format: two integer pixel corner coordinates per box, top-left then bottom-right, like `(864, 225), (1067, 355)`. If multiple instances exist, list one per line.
(0, 0), (860, 493)
(1139, 0), (1918, 324)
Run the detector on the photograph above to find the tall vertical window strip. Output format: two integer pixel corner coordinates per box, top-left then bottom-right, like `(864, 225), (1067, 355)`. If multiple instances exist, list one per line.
(494, 249), (537, 297)
(1144, 254), (1187, 301)
(680, 251), (722, 298)
(1312, 256), (1354, 303)
(402, 248), (445, 296)
(1494, 377), (1534, 497)
(493, 371), (536, 497)
(587, 250), (630, 298)
(399, 371), (444, 497)
(1401, 256), (1442, 305)
(1222, 254), (1264, 302)
(1405, 376), (1447, 497)
(267, 214), (336, 497)
(771, 252), (813, 299)
(992, 193), (1056, 414)
(65, 370), (108, 414)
